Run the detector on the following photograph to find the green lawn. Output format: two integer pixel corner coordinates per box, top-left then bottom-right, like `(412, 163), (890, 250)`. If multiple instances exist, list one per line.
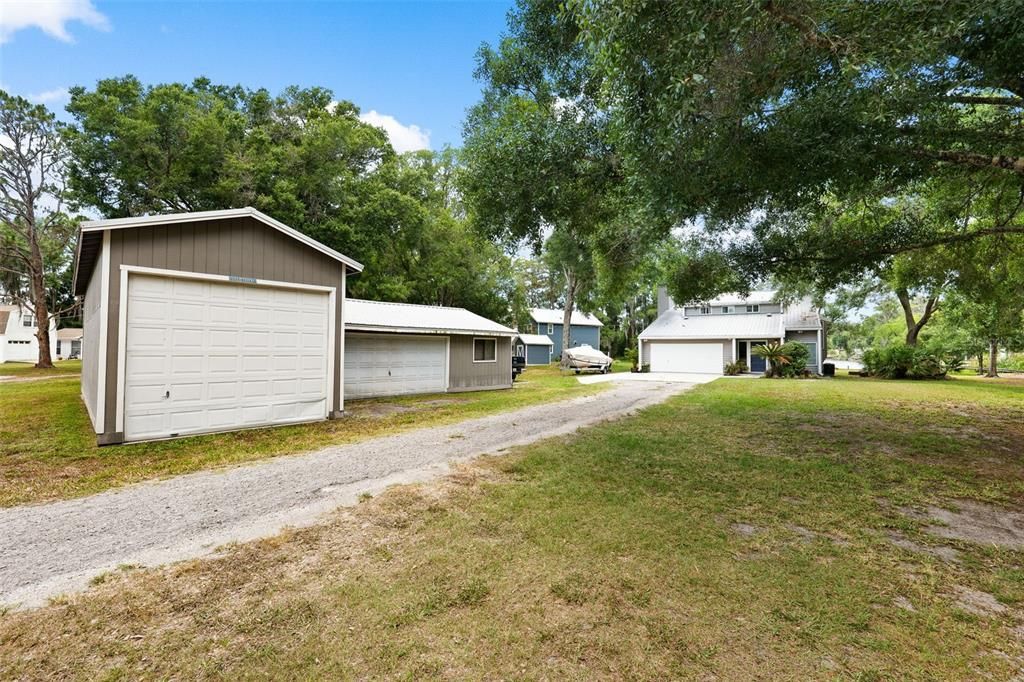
(0, 359), (81, 377)
(2, 375), (1022, 679)
(0, 364), (602, 507)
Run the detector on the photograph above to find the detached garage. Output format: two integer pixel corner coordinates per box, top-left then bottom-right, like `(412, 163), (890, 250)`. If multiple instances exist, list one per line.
(73, 208), (362, 445)
(344, 299), (517, 399)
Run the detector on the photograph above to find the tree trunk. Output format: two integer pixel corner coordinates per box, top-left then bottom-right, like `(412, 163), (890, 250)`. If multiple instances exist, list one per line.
(560, 270), (577, 369)
(977, 353), (985, 375)
(896, 288), (937, 347)
(28, 239), (54, 369)
(986, 339), (999, 378)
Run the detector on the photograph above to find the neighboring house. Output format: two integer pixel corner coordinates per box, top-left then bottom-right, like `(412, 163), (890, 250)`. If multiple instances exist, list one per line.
(529, 308), (603, 358)
(72, 207), (516, 446)
(0, 304), (57, 364)
(514, 333), (554, 366)
(57, 328), (84, 358)
(344, 299), (516, 399)
(638, 288), (825, 375)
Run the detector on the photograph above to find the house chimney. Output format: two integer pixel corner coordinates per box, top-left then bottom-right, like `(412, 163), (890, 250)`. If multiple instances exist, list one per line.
(657, 286), (675, 316)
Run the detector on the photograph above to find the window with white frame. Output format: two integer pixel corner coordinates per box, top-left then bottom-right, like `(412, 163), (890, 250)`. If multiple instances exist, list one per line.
(746, 304), (760, 313)
(22, 313), (35, 327)
(473, 337), (497, 362)
(720, 306), (733, 314)
(699, 305), (711, 315)
(546, 323), (554, 334)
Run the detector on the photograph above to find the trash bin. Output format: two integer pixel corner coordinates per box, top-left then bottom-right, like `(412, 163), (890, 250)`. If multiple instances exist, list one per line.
(822, 362), (835, 377)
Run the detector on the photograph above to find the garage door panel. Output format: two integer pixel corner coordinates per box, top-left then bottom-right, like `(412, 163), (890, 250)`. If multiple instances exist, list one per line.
(649, 342), (723, 374)
(124, 274), (330, 441)
(344, 335), (447, 399)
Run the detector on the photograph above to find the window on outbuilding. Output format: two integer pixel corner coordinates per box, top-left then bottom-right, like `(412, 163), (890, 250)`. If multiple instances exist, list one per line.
(474, 338), (497, 362)
(699, 306), (711, 315)
(721, 306), (733, 314)
(746, 304), (760, 313)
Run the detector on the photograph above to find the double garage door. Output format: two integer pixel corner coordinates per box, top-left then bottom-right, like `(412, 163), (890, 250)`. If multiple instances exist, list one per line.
(344, 334), (447, 399)
(649, 342), (723, 374)
(123, 274), (331, 441)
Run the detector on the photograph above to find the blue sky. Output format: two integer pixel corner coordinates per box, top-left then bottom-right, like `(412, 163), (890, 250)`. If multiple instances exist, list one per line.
(0, 0), (514, 150)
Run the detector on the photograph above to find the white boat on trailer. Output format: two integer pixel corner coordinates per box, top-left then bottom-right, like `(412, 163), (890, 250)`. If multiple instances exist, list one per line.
(564, 344), (613, 374)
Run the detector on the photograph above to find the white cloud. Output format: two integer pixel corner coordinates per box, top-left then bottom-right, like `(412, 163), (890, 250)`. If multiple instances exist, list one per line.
(358, 110), (431, 153)
(27, 87), (69, 104)
(0, 0), (110, 44)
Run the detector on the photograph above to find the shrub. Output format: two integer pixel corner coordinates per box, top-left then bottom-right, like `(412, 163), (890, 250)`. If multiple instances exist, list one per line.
(779, 342), (810, 378)
(862, 344), (948, 379)
(724, 360), (748, 375)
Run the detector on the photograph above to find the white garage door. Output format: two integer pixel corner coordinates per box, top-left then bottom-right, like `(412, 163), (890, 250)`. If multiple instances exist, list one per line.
(649, 342), (723, 374)
(345, 334), (447, 399)
(123, 274), (331, 441)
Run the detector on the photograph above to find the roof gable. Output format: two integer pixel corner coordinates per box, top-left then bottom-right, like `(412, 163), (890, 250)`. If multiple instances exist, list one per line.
(73, 207), (362, 295)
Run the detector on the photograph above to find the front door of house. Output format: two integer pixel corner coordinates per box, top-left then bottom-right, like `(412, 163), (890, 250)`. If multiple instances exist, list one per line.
(748, 340), (767, 373)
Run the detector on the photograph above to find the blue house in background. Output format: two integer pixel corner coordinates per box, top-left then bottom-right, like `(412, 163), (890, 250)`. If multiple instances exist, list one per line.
(529, 308), (603, 359)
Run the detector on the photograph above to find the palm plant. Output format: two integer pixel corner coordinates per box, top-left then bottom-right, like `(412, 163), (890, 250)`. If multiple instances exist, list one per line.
(752, 341), (791, 378)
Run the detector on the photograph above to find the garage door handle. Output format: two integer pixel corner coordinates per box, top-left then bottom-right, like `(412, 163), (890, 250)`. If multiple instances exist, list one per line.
(164, 390), (170, 399)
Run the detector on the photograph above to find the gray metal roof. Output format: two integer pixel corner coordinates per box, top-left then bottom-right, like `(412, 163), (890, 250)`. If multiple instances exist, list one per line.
(515, 333), (554, 346)
(640, 311), (787, 340)
(346, 299), (517, 336)
(529, 308), (603, 327)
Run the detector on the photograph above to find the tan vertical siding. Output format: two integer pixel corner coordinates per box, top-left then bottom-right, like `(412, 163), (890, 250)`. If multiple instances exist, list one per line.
(447, 335), (512, 391)
(99, 216), (347, 439)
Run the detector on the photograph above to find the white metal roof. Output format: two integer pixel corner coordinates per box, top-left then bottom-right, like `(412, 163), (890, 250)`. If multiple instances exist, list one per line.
(640, 311), (786, 340)
(346, 299), (517, 336)
(640, 301), (822, 340)
(57, 328), (84, 340)
(515, 333), (554, 346)
(79, 207), (364, 272)
(529, 308), (603, 327)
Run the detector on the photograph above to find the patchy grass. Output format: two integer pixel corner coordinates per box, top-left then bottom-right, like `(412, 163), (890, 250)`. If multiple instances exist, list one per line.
(0, 359), (81, 377)
(2, 375), (1023, 678)
(0, 365), (601, 507)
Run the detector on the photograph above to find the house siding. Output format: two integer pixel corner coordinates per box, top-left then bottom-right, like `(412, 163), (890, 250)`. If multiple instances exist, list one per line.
(537, 322), (601, 357)
(525, 344), (551, 366)
(81, 253), (104, 427)
(785, 329), (822, 373)
(683, 303), (782, 316)
(641, 339), (732, 369)
(448, 335), (512, 391)
(95, 216), (347, 442)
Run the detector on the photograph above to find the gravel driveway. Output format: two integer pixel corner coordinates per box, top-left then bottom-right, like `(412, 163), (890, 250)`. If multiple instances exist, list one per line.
(0, 380), (698, 608)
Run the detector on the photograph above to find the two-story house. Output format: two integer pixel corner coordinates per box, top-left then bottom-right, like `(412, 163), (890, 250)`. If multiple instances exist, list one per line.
(529, 308), (603, 359)
(0, 304), (58, 364)
(638, 288), (824, 375)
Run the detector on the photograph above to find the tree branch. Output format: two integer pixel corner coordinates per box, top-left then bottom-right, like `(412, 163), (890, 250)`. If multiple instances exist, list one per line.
(921, 149), (1024, 175)
(761, 0), (849, 55)
(945, 95), (1024, 107)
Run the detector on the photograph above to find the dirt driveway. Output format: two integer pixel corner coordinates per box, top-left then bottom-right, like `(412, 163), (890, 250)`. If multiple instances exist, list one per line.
(0, 379), (697, 608)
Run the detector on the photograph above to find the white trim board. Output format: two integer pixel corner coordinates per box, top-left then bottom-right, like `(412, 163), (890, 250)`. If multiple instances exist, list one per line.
(80, 207), (364, 273)
(95, 230), (110, 434)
